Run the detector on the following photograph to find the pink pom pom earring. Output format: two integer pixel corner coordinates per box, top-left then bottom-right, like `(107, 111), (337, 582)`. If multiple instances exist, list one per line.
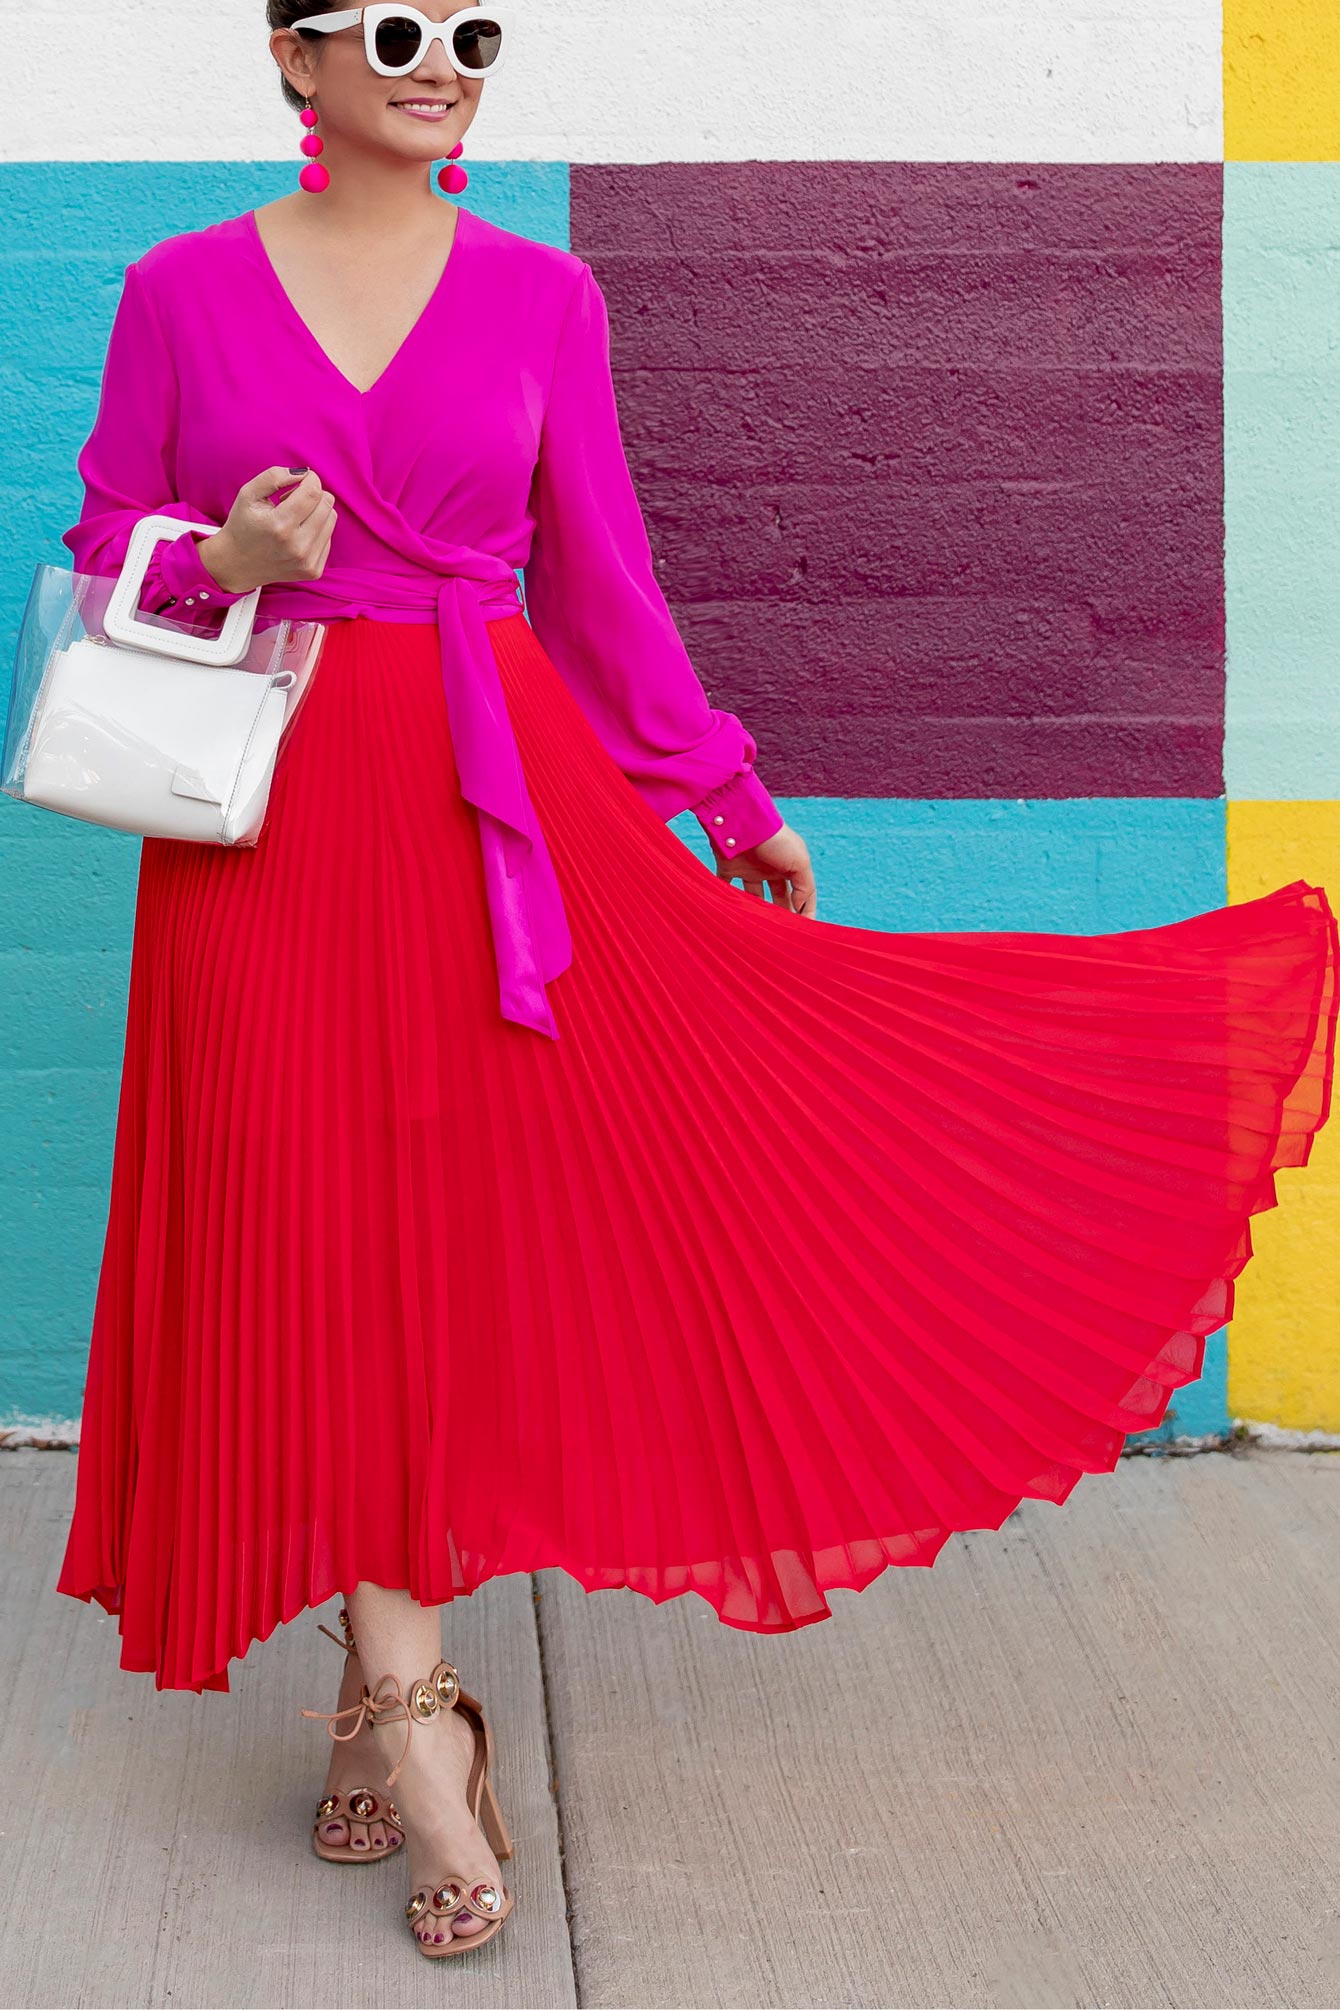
(298, 96), (330, 193)
(437, 142), (468, 194)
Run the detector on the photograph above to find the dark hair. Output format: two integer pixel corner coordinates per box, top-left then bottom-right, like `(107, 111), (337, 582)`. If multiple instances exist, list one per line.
(265, 0), (338, 114)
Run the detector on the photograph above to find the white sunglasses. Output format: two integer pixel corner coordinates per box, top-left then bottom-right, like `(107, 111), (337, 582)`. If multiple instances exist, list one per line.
(290, 5), (507, 79)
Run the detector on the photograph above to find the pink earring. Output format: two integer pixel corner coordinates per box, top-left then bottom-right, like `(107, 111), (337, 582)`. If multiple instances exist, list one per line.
(298, 96), (330, 192)
(437, 142), (468, 194)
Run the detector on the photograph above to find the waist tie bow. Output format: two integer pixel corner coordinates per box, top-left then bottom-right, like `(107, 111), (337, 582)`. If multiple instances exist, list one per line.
(254, 555), (574, 1040)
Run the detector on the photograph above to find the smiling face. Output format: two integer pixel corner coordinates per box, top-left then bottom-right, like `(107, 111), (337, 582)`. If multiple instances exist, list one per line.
(273, 5), (488, 164)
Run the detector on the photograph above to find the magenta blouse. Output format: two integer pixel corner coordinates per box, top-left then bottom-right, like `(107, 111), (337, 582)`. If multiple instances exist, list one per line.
(61, 203), (783, 1038)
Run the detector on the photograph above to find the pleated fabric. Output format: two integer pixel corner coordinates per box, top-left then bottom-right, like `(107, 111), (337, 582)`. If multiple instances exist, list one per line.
(56, 613), (1339, 1693)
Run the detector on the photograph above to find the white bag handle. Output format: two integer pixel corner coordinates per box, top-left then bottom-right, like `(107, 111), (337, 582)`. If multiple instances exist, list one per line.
(102, 514), (264, 667)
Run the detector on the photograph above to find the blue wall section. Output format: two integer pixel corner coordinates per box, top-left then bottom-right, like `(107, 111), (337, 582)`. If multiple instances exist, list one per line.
(2, 163), (1229, 1440)
(676, 796), (1228, 934)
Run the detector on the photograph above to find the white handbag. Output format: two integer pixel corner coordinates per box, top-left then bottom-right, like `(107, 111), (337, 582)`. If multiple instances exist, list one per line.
(2, 515), (327, 846)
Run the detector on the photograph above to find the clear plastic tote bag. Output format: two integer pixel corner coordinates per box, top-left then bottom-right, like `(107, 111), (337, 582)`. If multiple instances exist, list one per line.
(2, 515), (327, 847)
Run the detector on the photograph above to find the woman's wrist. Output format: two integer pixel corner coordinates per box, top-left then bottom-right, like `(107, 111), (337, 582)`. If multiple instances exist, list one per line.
(195, 530), (256, 597)
(153, 527), (253, 606)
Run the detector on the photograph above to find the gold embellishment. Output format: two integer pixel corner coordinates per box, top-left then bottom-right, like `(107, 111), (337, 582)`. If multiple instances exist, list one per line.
(406, 1891), (427, 1920)
(387, 1800), (400, 1825)
(471, 1883), (501, 1912)
(411, 1680), (439, 1719)
(349, 1790), (377, 1819)
(433, 1662), (460, 1706)
(433, 1881), (464, 1911)
(316, 1793), (339, 1817)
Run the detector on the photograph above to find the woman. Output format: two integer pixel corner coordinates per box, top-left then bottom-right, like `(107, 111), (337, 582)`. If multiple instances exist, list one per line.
(54, 0), (1339, 1966)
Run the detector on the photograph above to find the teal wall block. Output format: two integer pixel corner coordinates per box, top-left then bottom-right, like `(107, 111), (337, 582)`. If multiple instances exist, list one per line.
(1224, 163), (1340, 798)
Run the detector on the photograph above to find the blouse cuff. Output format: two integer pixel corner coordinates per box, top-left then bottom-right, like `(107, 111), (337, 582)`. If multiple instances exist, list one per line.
(693, 765), (785, 861)
(156, 528), (249, 607)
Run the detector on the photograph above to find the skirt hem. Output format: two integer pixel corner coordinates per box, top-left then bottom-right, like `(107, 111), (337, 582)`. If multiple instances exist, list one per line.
(53, 1342), (1201, 1697)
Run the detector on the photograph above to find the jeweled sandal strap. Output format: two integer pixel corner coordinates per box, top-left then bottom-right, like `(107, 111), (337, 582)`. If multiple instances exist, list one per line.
(302, 1659), (465, 1789)
(406, 1659), (463, 1718)
(406, 1876), (509, 1924)
(365, 1659), (466, 1785)
(314, 1785), (402, 1827)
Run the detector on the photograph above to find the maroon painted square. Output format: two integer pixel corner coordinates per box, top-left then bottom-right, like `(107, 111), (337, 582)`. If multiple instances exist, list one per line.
(570, 162), (1224, 799)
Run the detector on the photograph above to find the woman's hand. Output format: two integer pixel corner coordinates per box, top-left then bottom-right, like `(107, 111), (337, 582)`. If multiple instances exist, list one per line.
(715, 819), (818, 917)
(196, 466), (338, 594)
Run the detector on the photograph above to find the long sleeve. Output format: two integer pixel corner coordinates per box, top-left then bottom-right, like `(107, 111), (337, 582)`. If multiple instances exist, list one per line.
(144, 531), (249, 616)
(523, 261), (784, 863)
(62, 258), (247, 624)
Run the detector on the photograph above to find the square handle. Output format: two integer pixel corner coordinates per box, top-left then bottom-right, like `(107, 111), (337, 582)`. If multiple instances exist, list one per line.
(101, 515), (264, 667)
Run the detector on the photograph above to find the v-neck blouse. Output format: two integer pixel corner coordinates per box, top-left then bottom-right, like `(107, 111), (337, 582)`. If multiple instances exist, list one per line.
(243, 202), (466, 400)
(61, 204), (784, 1034)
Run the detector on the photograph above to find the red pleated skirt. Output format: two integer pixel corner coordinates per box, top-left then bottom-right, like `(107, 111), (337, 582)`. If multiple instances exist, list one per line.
(56, 612), (1339, 1693)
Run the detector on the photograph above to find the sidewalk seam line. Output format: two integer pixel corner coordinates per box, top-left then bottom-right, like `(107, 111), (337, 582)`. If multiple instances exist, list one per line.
(531, 1571), (583, 2007)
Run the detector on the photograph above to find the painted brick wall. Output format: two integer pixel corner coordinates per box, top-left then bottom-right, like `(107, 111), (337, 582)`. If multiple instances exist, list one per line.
(571, 162), (1225, 801)
(1, 1), (1336, 1436)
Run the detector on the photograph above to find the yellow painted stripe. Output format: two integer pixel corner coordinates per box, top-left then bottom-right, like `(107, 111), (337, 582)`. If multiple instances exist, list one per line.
(1225, 0), (1340, 161)
(1226, 803), (1340, 1428)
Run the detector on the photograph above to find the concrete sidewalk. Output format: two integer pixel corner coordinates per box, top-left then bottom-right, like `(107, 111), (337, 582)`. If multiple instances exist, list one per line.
(3, 1447), (1339, 2010)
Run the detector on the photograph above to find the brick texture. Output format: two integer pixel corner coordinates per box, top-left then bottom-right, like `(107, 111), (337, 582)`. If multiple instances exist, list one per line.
(572, 161), (1225, 800)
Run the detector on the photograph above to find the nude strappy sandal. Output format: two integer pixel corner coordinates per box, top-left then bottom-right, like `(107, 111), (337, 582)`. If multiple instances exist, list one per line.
(307, 1605), (406, 1863)
(301, 1655), (516, 1959)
